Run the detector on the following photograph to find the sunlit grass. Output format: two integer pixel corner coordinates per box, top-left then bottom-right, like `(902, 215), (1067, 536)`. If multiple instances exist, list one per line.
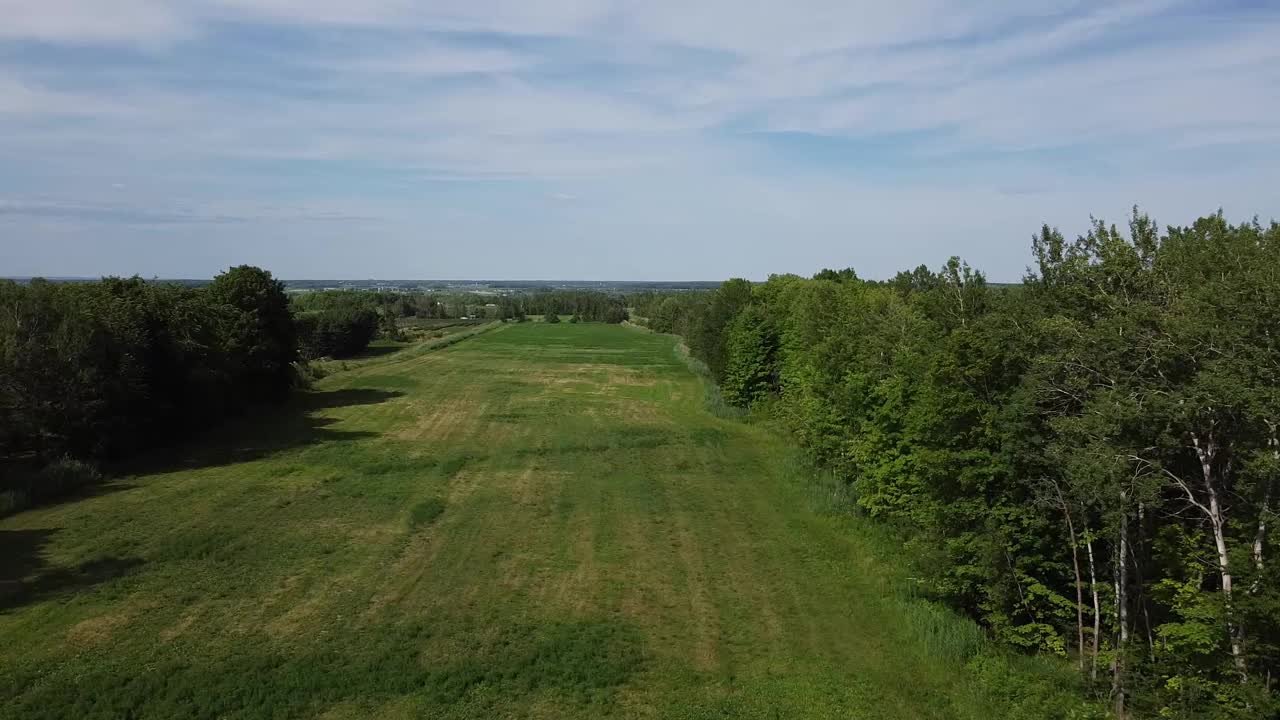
(0, 323), (1086, 719)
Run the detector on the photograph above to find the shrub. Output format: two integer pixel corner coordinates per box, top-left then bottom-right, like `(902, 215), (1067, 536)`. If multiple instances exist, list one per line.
(291, 361), (329, 389)
(0, 456), (104, 516)
(296, 307), (379, 359)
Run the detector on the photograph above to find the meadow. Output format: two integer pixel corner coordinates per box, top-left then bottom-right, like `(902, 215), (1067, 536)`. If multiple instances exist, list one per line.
(0, 323), (1079, 719)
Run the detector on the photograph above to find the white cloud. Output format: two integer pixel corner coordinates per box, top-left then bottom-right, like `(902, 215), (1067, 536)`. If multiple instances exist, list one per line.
(4, 2), (1277, 166)
(1, 1), (1278, 278)
(0, 0), (187, 44)
(326, 46), (535, 77)
(206, 0), (416, 27)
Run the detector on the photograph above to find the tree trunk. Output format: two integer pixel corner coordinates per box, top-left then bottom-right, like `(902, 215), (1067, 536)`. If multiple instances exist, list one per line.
(1134, 502), (1154, 656)
(1254, 425), (1275, 592)
(1193, 433), (1248, 679)
(1086, 528), (1101, 683)
(1056, 483), (1086, 672)
(1252, 482), (1269, 595)
(1113, 508), (1129, 720)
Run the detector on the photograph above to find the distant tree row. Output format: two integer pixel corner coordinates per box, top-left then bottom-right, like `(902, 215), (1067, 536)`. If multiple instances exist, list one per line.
(290, 291), (386, 359)
(635, 210), (1280, 719)
(0, 267), (296, 506)
(500, 291), (628, 323)
(289, 288), (629, 330)
(292, 288), (475, 323)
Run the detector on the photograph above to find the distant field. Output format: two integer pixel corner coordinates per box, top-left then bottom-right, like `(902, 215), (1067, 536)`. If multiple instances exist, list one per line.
(0, 323), (1072, 719)
(395, 317), (490, 341)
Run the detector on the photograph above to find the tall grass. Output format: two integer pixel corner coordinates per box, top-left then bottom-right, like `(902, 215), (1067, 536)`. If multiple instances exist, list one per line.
(0, 456), (104, 517)
(779, 450), (1099, 718)
(675, 346), (747, 419)
(624, 321), (748, 420)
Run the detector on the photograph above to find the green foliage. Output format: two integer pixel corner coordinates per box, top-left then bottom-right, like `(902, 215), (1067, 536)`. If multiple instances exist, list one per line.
(634, 209), (1280, 717)
(0, 322), (1090, 718)
(0, 456), (103, 515)
(208, 265), (297, 400)
(0, 268), (298, 472)
(721, 304), (778, 407)
(295, 306), (379, 359)
(516, 290), (628, 323)
(544, 311), (561, 324)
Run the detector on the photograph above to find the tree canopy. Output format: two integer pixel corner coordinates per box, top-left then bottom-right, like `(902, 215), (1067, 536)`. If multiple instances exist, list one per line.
(634, 209), (1280, 718)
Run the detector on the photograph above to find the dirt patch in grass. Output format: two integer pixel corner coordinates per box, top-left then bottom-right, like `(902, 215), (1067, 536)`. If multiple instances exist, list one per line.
(446, 470), (482, 504)
(65, 609), (133, 647)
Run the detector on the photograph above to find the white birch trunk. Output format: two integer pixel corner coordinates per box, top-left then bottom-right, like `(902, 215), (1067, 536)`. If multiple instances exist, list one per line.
(1193, 433), (1248, 678)
(1086, 528), (1101, 683)
(1254, 426), (1275, 590)
(1056, 483), (1086, 672)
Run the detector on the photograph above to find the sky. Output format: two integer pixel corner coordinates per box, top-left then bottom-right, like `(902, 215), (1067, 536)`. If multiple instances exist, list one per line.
(1, 1), (1278, 281)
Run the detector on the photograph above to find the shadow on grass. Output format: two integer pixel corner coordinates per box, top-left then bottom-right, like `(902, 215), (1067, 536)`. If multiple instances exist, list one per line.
(0, 528), (144, 613)
(350, 344), (404, 359)
(119, 387), (405, 476)
(0, 457), (140, 519)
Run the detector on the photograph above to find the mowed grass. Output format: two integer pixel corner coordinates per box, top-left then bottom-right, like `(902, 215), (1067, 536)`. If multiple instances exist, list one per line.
(1, 323), (1064, 719)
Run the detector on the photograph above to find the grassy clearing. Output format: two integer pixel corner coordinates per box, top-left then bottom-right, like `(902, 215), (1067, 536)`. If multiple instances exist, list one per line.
(397, 318), (491, 342)
(0, 323), (1079, 719)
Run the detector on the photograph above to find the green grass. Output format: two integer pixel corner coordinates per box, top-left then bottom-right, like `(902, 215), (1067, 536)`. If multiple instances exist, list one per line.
(408, 498), (446, 529)
(0, 323), (1086, 719)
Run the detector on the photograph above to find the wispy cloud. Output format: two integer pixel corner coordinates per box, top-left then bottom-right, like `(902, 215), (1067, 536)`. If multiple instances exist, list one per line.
(0, 199), (378, 225)
(1, 1), (1277, 279)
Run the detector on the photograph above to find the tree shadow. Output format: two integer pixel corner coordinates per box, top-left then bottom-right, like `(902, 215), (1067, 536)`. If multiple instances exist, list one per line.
(119, 387), (405, 476)
(1, 456), (140, 519)
(0, 528), (144, 613)
(349, 344), (404, 359)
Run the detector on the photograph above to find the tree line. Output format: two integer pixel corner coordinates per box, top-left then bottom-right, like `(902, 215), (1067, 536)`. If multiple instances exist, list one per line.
(0, 266), (297, 509)
(634, 210), (1279, 719)
(1, 273), (638, 513)
(495, 290), (629, 323)
(291, 290), (397, 359)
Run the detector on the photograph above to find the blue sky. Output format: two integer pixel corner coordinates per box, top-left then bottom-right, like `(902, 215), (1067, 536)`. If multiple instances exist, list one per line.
(1, 1), (1278, 280)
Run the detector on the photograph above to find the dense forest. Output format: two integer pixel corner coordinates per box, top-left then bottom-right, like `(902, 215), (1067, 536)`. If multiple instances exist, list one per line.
(0, 266), (297, 511)
(635, 210), (1279, 719)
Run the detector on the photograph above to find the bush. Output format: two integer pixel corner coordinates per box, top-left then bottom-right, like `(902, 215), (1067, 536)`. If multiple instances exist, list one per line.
(1, 456), (104, 517)
(296, 307), (379, 359)
(291, 361), (329, 389)
(544, 312), (561, 324)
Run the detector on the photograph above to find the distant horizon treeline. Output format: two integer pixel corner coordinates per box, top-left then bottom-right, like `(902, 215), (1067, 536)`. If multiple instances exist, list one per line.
(635, 209), (1280, 719)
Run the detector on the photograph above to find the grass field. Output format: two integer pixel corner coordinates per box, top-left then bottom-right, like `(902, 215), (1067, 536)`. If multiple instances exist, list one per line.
(0, 323), (1075, 719)
(396, 318), (491, 343)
